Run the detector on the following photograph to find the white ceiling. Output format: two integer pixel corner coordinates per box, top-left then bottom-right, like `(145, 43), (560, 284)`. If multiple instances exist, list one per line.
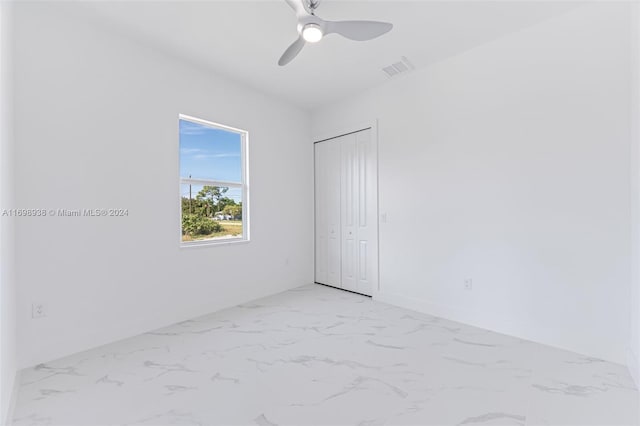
(83, 1), (582, 110)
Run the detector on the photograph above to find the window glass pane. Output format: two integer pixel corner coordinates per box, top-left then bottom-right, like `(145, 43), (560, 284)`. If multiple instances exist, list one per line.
(179, 119), (242, 182)
(181, 183), (243, 242)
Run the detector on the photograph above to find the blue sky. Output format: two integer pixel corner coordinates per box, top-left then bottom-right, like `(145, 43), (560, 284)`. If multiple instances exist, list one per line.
(180, 119), (243, 203)
(179, 119), (242, 182)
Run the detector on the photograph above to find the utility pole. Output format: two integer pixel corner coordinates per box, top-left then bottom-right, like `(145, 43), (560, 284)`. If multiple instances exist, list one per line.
(189, 174), (193, 214)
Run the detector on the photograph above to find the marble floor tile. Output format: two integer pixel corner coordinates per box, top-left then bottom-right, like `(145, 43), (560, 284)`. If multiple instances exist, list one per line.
(11, 284), (639, 426)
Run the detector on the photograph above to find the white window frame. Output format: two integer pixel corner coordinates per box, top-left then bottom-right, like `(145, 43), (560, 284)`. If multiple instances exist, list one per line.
(179, 114), (250, 247)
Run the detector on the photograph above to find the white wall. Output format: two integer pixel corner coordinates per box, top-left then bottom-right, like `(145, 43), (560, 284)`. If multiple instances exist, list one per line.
(0, 0), (17, 423)
(629, 2), (640, 387)
(313, 3), (632, 364)
(13, 2), (313, 368)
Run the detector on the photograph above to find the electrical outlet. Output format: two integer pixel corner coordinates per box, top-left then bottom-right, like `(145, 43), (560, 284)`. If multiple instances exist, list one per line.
(464, 279), (473, 290)
(31, 303), (46, 319)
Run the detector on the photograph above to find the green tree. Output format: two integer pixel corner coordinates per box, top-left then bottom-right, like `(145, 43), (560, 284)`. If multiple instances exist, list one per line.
(181, 196), (191, 213)
(217, 197), (237, 214)
(181, 196), (209, 217)
(196, 186), (229, 217)
(222, 204), (242, 220)
(182, 214), (223, 236)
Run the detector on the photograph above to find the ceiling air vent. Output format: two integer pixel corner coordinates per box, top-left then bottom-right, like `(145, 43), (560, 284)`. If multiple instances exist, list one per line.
(382, 56), (415, 78)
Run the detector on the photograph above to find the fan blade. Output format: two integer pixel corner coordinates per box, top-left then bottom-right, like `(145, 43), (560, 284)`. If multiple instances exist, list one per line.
(284, 0), (307, 16)
(326, 20), (393, 41)
(278, 37), (306, 66)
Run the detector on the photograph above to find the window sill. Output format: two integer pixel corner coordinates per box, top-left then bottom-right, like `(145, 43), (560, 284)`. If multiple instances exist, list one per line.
(180, 238), (250, 249)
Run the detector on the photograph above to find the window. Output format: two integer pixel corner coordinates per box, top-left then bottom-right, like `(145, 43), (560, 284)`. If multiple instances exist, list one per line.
(179, 114), (249, 245)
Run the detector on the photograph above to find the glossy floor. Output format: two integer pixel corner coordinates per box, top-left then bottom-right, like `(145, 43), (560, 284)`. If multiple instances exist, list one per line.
(12, 284), (639, 426)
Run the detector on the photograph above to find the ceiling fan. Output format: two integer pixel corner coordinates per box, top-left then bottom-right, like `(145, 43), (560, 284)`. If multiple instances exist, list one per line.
(278, 0), (393, 66)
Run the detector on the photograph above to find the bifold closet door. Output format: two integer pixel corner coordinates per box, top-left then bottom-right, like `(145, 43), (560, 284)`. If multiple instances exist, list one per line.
(315, 128), (377, 296)
(314, 138), (341, 288)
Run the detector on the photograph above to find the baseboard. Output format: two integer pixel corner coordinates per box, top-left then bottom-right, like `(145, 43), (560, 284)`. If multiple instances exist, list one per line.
(3, 369), (19, 426)
(627, 348), (640, 390)
(315, 282), (372, 297)
(373, 291), (480, 327)
(19, 281), (308, 369)
(373, 290), (626, 365)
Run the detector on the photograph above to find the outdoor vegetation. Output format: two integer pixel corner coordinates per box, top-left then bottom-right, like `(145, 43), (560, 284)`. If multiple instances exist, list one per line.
(181, 185), (243, 241)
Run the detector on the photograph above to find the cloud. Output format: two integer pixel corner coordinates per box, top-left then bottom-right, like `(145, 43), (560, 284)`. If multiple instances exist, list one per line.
(180, 121), (208, 136)
(193, 153), (240, 160)
(180, 148), (205, 154)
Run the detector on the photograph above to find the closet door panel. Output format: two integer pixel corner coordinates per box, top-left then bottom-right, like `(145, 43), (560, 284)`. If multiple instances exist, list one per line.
(314, 142), (328, 285)
(341, 134), (358, 292)
(355, 129), (377, 296)
(326, 139), (342, 287)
